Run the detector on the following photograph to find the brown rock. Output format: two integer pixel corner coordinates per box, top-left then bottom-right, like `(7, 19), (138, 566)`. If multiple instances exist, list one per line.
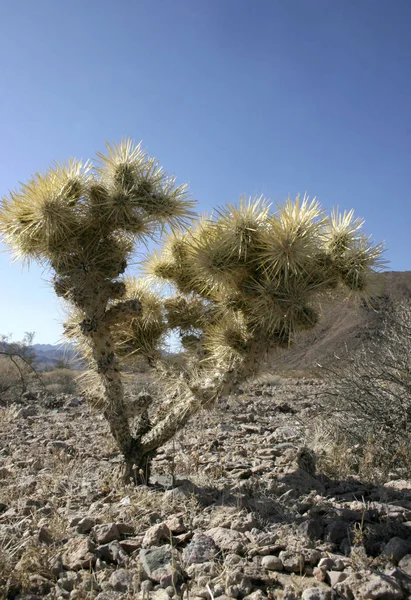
(62, 537), (96, 570)
(93, 523), (120, 544)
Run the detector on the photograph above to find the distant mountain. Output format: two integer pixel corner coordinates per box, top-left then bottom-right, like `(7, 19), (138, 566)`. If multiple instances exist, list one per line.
(32, 343), (81, 370)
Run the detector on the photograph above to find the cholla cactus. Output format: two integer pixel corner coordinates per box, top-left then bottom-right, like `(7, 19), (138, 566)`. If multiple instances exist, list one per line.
(0, 141), (384, 483)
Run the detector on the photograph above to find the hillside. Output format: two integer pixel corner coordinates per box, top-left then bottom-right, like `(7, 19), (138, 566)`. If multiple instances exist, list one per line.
(272, 270), (411, 372)
(31, 343), (78, 370)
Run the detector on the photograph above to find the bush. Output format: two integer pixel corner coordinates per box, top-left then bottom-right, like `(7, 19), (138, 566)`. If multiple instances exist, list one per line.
(0, 333), (39, 405)
(42, 368), (78, 395)
(311, 300), (411, 480)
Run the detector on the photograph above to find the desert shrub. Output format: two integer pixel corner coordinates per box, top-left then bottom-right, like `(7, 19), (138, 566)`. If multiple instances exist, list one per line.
(311, 300), (411, 480)
(0, 333), (40, 404)
(42, 367), (78, 395)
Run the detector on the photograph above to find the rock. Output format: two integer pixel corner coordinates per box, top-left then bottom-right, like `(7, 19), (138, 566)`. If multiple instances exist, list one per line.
(277, 467), (325, 496)
(97, 541), (129, 566)
(282, 585), (298, 600)
(243, 590), (267, 600)
(57, 572), (79, 592)
(142, 522), (172, 548)
(385, 566), (411, 594)
(205, 527), (246, 554)
(301, 589), (331, 600)
(183, 533), (219, 564)
(326, 571), (348, 586)
(16, 406), (37, 418)
(93, 523), (120, 544)
(62, 537), (96, 570)
(47, 440), (68, 452)
(334, 571), (404, 600)
(76, 517), (97, 534)
(313, 567), (327, 582)
(399, 553), (411, 575)
(382, 537), (411, 564)
(139, 546), (185, 587)
(317, 557), (335, 571)
(108, 569), (134, 592)
(115, 522), (135, 536)
(164, 515), (186, 534)
(27, 574), (52, 595)
(38, 525), (53, 544)
(301, 548), (322, 567)
(261, 555), (283, 571)
(231, 513), (259, 533)
(325, 520), (348, 544)
(119, 537), (144, 554)
(297, 519), (324, 541)
(279, 550), (305, 573)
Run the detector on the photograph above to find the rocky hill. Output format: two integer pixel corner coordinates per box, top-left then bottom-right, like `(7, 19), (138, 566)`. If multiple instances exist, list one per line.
(32, 343), (79, 370)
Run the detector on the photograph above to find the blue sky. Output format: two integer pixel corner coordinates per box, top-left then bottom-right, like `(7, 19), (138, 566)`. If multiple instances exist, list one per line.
(1, 0), (410, 344)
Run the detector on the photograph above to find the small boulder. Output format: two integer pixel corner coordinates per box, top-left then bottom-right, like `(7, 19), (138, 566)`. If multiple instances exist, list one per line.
(142, 522), (172, 548)
(93, 523), (120, 544)
(62, 537), (96, 570)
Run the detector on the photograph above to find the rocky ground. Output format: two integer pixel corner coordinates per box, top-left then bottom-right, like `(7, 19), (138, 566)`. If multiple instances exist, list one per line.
(1, 376), (411, 599)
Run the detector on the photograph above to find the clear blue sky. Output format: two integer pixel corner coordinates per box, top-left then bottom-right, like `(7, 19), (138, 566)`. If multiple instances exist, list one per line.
(1, 0), (410, 344)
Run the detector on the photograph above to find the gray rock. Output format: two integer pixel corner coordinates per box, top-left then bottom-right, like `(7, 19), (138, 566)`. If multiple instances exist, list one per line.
(57, 572), (79, 592)
(326, 571), (348, 586)
(301, 588), (331, 600)
(334, 571), (404, 600)
(230, 513), (258, 533)
(297, 519), (324, 541)
(108, 568), (134, 592)
(76, 517), (97, 534)
(205, 527), (246, 554)
(261, 555), (283, 571)
(317, 557), (335, 571)
(15, 406), (37, 418)
(140, 545), (184, 586)
(97, 541), (129, 566)
(399, 553), (411, 574)
(382, 537), (411, 564)
(183, 533), (219, 564)
(325, 520), (348, 544)
(279, 550), (305, 573)
(301, 548), (322, 567)
(38, 525), (53, 544)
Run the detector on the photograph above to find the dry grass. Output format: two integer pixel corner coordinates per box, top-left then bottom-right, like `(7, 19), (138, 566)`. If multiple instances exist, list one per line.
(42, 367), (78, 395)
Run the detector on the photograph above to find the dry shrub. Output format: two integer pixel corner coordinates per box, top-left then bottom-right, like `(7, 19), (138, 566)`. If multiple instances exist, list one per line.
(0, 355), (36, 405)
(42, 367), (78, 395)
(310, 300), (411, 481)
